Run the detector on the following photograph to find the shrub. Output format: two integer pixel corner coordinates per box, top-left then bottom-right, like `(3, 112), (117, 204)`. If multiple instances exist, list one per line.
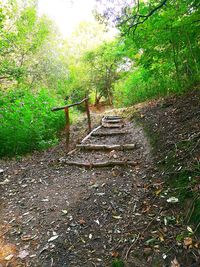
(0, 88), (66, 157)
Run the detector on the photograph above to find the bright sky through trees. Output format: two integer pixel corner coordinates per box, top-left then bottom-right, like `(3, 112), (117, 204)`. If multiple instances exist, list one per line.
(38, 0), (96, 37)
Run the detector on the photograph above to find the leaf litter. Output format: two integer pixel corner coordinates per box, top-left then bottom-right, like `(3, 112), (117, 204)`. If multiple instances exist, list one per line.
(0, 92), (199, 266)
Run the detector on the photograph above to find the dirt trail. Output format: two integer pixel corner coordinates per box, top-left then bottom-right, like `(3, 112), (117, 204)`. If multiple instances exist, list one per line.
(0, 113), (153, 267)
(0, 94), (199, 267)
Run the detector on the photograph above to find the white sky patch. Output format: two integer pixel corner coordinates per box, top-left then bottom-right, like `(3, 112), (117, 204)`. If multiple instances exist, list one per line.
(38, 0), (96, 37)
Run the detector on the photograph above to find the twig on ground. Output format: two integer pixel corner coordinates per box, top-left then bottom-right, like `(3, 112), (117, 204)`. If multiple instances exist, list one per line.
(125, 234), (140, 260)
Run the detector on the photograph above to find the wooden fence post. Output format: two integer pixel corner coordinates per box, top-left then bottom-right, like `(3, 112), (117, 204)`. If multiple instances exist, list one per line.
(65, 107), (70, 152)
(85, 98), (91, 133)
(52, 97), (92, 151)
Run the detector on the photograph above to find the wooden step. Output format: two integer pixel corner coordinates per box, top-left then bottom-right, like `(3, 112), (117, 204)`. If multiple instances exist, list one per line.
(63, 160), (138, 168)
(76, 144), (136, 151)
(102, 122), (124, 128)
(104, 116), (122, 120)
(102, 118), (122, 124)
(91, 131), (130, 137)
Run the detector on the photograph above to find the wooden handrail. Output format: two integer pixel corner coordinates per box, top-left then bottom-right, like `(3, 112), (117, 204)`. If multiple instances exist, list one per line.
(51, 97), (91, 152)
(51, 98), (88, 112)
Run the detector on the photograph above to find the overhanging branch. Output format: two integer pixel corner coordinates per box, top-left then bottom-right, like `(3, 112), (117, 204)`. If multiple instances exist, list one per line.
(120, 0), (169, 34)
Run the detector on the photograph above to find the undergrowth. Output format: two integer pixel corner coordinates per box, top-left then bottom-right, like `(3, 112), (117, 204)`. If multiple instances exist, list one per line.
(114, 68), (199, 108)
(0, 88), (80, 158)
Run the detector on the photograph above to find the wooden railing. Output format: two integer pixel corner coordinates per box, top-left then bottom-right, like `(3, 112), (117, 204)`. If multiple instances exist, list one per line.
(52, 97), (91, 151)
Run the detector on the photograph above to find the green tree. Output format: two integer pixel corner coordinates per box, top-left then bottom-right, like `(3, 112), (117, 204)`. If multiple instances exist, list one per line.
(84, 41), (123, 105)
(113, 0), (200, 105)
(0, 1), (50, 86)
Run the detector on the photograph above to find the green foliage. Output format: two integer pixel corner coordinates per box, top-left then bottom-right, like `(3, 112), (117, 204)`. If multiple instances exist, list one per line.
(114, 0), (200, 106)
(0, 0), (72, 157)
(83, 41), (123, 105)
(0, 0), (68, 91)
(111, 259), (124, 267)
(0, 89), (65, 157)
(0, 1), (50, 84)
(66, 40), (124, 106)
(165, 163), (200, 230)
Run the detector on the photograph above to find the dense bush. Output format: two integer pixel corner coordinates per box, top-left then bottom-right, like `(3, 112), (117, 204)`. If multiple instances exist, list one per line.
(114, 68), (183, 107)
(0, 89), (66, 157)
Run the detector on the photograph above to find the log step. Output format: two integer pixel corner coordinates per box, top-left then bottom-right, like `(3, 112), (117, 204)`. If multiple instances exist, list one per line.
(76, 144), (136, 151)
(63, 160), (138, 168)
(104, 116), (122, 120)
(102, 122), (124, 128)
(91, 131), (131, 137)
(102, 118), (122, 124)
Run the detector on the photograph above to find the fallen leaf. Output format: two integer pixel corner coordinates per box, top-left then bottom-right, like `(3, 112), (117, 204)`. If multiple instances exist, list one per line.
(80, 237), (86, 243)
(167, 197), (179, 203)
(111, 251), (119, 257)
(187, 226), (193, 233)
(183, 237), (192, 247)
(142, 206), (151, 213)
(112, 215), (122, 219)
(41, 198), (49, 202)
(145, 237), (157, 245)
(95, 192), (105, 196)
(94, 219), (100, 225)
(18, 250), (29, 259)
(170, 257), (180, 267)
(159, 234), (164, 242)
(48, 235), (58, 242)
(90, 183), (99, 188)
(61, 210), (68, 215)
(0, 179), (10, 185)
(21, 235), (35, 241)
(162, 253), (167, 259)
(112, 171), (118, 177)
(79, 219), (86, 225)
(155, 189), (162, 196)
(5, 254), (14, 261)
(89, 234), (92, 239)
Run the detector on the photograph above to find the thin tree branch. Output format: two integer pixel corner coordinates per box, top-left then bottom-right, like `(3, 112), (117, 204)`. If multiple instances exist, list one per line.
(120, 0), (168, 34)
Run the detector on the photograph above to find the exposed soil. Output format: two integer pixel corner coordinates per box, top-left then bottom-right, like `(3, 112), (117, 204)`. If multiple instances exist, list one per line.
(0, 90), (199, 267)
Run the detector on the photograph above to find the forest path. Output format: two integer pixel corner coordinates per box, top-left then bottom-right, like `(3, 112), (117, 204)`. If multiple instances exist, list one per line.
(0, 111), (153, 267)
(0, 91), (199, 267)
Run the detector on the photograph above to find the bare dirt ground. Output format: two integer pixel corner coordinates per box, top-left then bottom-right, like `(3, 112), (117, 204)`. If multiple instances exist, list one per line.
(0, 90), (199, 267)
